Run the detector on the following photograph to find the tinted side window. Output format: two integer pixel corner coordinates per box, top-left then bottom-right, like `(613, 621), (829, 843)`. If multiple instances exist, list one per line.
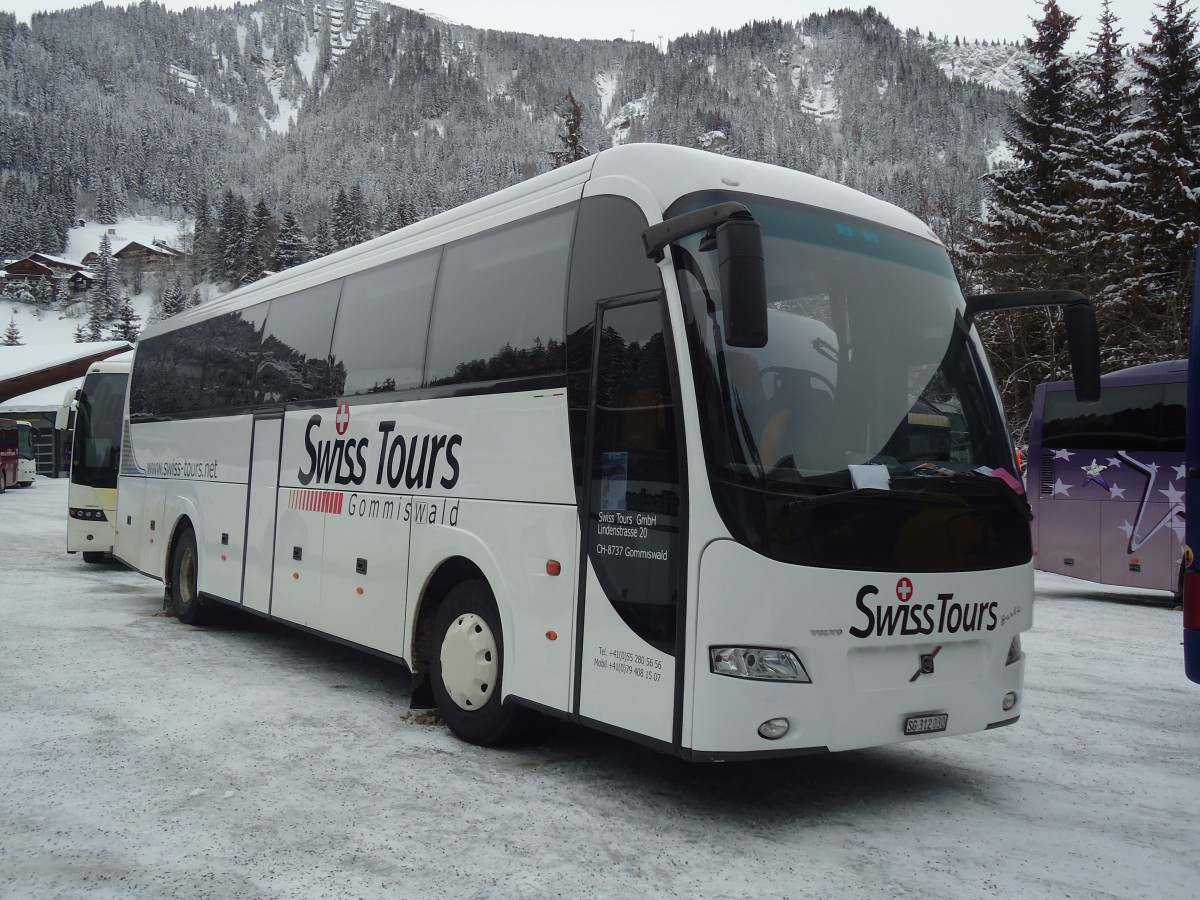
(1042, 383), (1182, 451)
(130, 332), (179, 419)
(587, 299), (682, 653)
(257, 281), (342, 404)
(166, 328), (205, 414)
(1162, 381), (1186, 451)
(566, 195), (663, 499)
(194, 304), (269, 412)
(425, 206), (573, 386)
(131, 306), (268, 418)
(566, 196), (662, 334)
(331, 250), (440, 396)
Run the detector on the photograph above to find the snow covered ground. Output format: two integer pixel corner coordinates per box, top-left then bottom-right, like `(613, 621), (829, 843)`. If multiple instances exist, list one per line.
(1, 478), (1196, 899)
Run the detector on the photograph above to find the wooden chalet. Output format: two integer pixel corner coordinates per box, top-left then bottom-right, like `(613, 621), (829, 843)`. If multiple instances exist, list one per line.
(83, 239), (187, 279)
(1, 253), (93, 292)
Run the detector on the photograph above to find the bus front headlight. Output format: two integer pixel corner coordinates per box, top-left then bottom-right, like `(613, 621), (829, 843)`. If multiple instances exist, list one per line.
(69, 508), (108, 521)
(710, 647), (811, 682)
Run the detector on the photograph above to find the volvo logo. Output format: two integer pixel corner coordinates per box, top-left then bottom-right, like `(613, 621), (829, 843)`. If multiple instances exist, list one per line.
(909, 646), (941, 682)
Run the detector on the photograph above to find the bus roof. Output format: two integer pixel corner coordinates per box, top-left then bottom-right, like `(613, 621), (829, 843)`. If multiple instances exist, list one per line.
(83, 351), (134, 376)
(136, 144), (940, 342)
(1039, 359), (1186, 393)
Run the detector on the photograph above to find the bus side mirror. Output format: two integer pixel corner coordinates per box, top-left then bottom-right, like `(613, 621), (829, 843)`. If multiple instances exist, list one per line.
(642, 201), (769, 348)
(55, 388), (77, 431)
(1063, 303), (1100, 403)
(715, 214), (768, 348)
(965, 290), (1101, 403)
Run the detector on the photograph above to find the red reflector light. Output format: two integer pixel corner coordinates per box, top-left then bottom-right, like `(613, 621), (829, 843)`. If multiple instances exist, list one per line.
(1183, 571), (1200, 630)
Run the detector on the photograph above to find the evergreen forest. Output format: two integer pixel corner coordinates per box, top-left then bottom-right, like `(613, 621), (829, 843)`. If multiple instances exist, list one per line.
(2, 0), (1199, 436)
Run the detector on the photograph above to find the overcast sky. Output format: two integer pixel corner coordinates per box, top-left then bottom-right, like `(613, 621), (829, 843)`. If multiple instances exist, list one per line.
(0, 1), (1169, 54)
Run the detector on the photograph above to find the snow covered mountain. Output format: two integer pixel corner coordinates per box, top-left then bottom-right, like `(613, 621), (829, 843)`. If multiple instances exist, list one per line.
(1, 3), (1027, 265)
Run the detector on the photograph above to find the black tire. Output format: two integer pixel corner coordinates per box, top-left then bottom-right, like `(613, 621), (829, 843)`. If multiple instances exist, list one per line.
(82, 551), (107, 564)
(429, 579), (527, 746)
(0, 472), (6, 493)
(169, 526), (210, 625)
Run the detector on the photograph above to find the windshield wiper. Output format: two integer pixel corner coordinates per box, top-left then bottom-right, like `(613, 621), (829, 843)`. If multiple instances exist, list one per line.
(783, 487), (960, 514)
(892, 469), (1033, 522)
(782, 469), (1031, 521)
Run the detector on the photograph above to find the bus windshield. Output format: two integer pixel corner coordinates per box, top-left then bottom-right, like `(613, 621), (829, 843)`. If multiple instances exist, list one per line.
(17, 422), (33, 460)
(674, 193), (1012, 492)
(72, 370), (129, 489)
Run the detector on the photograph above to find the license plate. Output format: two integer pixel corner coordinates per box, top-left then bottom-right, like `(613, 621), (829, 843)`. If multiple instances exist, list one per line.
(904, 713), (948, 735)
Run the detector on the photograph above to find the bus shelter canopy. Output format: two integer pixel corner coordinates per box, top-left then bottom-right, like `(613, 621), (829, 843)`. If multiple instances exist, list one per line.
(0, 343), (131, 404)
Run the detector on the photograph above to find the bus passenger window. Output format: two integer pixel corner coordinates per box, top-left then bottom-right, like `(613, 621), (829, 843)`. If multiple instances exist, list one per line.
(256, 282), (342, 404)
(332, 250), (439, 396)
(425, 206), (573, 387)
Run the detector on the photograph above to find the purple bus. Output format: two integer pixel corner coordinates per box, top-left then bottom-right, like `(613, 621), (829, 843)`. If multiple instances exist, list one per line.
(1185, 244), (1200, 683)
(1028, 360), (1186, 596)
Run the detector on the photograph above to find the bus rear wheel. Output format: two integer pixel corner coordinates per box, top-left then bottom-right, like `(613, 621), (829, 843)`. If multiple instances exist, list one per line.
(169, 526), (209, 625)
(430, 579), (527, 746)
(82, 551), (107, 564)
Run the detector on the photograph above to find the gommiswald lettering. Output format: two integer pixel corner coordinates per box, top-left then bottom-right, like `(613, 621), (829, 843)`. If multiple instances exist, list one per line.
(849, 584), (998, 639)
(297, 414), (462, 490)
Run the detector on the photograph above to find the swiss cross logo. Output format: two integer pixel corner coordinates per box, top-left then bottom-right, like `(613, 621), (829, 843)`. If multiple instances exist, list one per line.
(896, 577), (914, 602)
(334, 402), (351, 436)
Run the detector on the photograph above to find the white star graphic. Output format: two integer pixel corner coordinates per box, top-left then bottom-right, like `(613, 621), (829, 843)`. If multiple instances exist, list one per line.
(1109, 483), (1126, 499)
(1145, 461), (1159, 477)
(1119, 520), (1134, 539)
(1175, 464), (1187, 480)
(1053, 449), (1075, 461)
(1052, 478), (1071, 497)
(1161, 484), (1185, 506)
(1107, 457), (1123, 468)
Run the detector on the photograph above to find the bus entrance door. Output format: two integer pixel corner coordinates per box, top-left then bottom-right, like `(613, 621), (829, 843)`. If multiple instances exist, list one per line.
(242, 412), (283, 615)
(576, 297), (684, 746)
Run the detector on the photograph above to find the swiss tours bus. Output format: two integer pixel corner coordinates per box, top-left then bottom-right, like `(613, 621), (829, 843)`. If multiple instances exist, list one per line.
(1028, 361), (1186, 596)
(114, 144), (1099, 758)
(61, 354), (132, 562)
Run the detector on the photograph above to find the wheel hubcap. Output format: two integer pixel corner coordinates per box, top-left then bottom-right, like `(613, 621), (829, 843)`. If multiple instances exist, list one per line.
(439, 613), (498, 711)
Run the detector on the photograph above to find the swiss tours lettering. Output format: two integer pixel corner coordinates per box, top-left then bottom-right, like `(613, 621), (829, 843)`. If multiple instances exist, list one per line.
(849, 584), (998, 639)
(297, 415), (462, 490)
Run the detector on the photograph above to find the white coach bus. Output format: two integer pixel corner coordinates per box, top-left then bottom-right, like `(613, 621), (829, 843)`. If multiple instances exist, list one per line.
(115, 144), (1097, 759)
(62, 354), (132, 562)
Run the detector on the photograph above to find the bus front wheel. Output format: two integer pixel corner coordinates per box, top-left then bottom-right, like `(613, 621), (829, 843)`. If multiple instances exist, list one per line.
(430, 579), (526, 746)
(169, 527), (209, 626)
